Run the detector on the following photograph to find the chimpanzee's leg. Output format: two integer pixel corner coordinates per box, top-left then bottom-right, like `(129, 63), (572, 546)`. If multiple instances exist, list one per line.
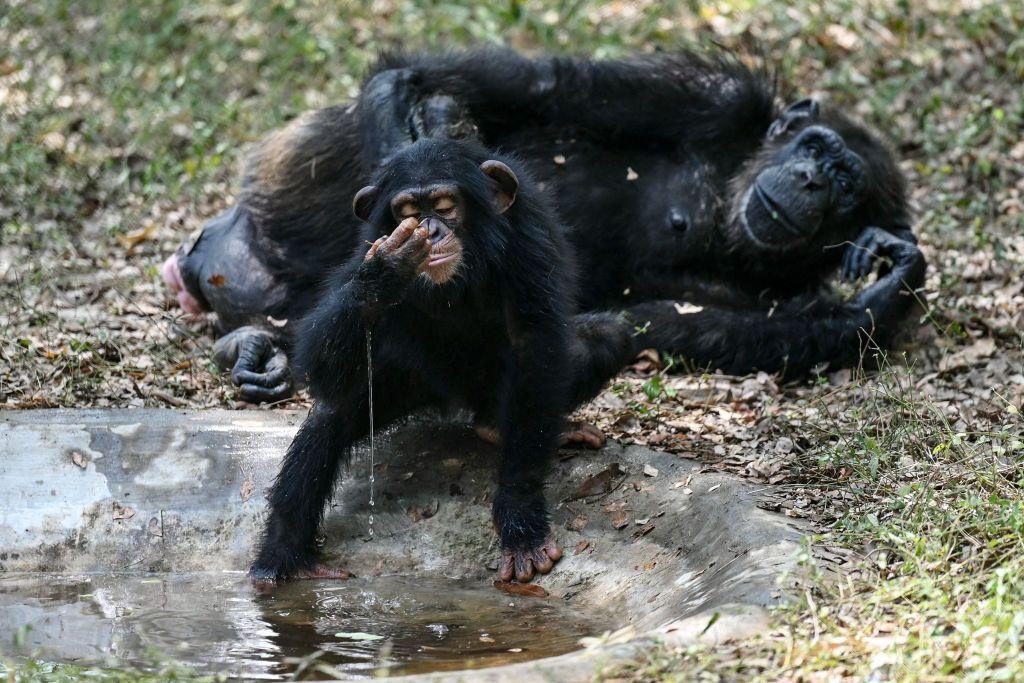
(359, 68), (479, 171)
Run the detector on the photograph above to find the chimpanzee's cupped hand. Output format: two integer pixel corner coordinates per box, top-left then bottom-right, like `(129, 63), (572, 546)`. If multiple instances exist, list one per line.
(358, 218), (431, 307)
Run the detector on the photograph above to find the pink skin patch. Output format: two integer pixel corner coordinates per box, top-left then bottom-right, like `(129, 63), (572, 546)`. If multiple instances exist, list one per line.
(161, 253), (206, 314)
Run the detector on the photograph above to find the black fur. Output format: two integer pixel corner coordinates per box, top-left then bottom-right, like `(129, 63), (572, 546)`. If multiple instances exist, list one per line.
(251, 139), (603, 581)
(170, 48), (925, 402)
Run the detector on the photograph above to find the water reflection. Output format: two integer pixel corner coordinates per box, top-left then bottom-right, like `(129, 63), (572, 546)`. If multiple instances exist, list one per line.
(0, 573), (604, 679)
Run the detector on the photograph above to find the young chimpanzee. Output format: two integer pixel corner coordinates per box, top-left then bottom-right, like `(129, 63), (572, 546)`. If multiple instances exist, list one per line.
(250, 138), (596, 584)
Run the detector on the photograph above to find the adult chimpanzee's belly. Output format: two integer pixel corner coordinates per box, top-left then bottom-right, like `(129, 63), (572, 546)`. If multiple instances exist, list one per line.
(489, 129), (723, 310)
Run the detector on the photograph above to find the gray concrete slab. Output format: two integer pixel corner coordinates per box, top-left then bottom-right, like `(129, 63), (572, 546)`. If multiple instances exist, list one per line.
(0, 409), (807, 680)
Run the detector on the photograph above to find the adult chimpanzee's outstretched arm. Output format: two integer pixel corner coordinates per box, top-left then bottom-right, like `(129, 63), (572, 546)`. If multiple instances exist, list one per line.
(372, 49), (775, 149)
(626, 231), (926, 377)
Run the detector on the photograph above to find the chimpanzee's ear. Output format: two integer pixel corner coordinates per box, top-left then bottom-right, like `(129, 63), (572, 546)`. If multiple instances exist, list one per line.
(480, 160), (518, 214)
(352, 185), (379, 222)
(767, 98), (820, 140)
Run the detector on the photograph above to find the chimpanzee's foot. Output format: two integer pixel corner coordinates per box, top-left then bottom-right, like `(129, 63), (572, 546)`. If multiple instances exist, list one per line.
(561, 420), (605, 449)
(499, 537), (563, 583)
(474, 421), (604, 449)
(212, 326), (294, 403)
(249, 562), (352, 589)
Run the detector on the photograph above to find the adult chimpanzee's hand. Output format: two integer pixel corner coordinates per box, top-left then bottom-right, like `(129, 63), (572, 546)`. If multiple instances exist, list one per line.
(357, 218), (431, 308)
(842, 226), (914, 281)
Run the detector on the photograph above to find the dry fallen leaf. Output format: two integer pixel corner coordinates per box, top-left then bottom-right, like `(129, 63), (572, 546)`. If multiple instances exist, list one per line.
(573, 540), (591, 555)
(407, 498), (440, 522)
(567, 463), (626, 500)
(493, 581), (549, 598)
(112, 501), (136, 520)
(239, 477), (255, 502)
(611, 510), (629, 529)
(633, 523), (655, 540)
(565, 514), (589, 532)
(116, 222), (158, 249)
(643, 464), (659, 477)
(148, 516), (162, 537)
(70, 450), (88, 469)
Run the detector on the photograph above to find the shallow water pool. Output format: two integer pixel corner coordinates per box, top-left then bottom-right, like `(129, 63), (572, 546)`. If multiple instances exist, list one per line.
(0, 573), (609, 679)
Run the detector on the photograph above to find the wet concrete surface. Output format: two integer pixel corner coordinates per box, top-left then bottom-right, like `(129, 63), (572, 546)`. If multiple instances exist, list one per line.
(0, 409), (807, 680)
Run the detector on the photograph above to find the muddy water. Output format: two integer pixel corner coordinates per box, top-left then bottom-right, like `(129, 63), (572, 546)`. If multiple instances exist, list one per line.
(0, 573), (607, 679)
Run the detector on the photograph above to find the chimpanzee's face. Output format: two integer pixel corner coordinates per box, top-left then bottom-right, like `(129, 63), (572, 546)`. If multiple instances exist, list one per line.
(352, 140), (521, 287)
(390, 184), (466, 284)
(735, 124), (866, 251)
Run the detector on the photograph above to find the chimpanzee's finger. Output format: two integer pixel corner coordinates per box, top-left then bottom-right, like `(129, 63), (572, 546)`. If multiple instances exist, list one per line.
(542, 538), (563, 562)
(232, 364), (289, 389)
(841, 246), (856, 281)
(238, 381), (294, 403)
(499, 549), (516, 582)
(382, 217), (420, 252)
(397, 227), (431, 260)
(231, 332), (272, 378)
(364, 237), (385, 261)
(530, 548), (554, 574)
(514, 553), (535, 583)
(851, 236), (878, 280)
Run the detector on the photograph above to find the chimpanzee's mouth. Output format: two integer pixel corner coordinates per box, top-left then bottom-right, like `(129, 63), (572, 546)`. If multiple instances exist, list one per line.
(428, 252), (459, 267)
(753, 184), (803, 236)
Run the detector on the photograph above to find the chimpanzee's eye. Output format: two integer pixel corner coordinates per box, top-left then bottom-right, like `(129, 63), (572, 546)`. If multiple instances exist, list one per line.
(434, 197), (456, 217)
(399, 203), (418, 218)
(837, 175), (852, 194)
(806, 142), (823, 159)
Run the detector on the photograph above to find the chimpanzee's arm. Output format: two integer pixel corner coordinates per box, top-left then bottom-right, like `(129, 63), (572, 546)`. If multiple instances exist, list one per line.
(627, 231), (926, 377)
(251, 221), (429, 584)
(371, 50), (771, 147)
(493, 313), (570, 583)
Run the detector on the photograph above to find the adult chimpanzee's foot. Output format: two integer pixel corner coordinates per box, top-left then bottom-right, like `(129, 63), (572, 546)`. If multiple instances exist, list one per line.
(499, 538), (563, 583)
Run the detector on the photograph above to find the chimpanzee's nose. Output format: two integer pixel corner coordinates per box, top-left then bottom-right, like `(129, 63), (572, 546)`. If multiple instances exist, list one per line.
(668, 207), (690, 232)
(420, 216), (445, 243)
(792, 160), (826, 192)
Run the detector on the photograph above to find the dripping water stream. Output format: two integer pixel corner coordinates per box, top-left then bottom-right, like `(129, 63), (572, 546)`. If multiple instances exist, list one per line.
(366, 328), (375, 538)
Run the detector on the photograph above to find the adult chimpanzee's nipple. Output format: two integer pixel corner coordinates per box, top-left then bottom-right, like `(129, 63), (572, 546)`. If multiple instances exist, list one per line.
(668, 208), (690, 233)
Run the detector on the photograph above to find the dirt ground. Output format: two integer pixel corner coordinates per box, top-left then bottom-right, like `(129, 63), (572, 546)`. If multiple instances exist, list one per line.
(2, 1), (1024, 680)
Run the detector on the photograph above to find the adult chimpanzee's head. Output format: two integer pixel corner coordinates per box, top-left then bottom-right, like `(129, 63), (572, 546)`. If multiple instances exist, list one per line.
(727, 99), (908, 260)
(352, 139), (519, 285)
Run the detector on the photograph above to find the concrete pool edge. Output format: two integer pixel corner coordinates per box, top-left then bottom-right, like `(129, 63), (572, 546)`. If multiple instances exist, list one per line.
(0, 409), (807, 681)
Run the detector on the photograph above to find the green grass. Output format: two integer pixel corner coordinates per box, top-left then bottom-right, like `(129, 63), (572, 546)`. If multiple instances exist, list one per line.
(3, 0), (1024, 680)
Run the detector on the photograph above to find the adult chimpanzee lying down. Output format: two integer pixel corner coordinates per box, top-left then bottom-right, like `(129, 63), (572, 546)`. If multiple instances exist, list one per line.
(163, 49), (926, 403)
(251, 138), (621, 583)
